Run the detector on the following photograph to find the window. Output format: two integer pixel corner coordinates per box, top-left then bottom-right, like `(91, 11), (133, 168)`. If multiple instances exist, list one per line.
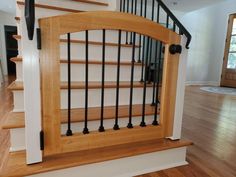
(227, 17), (236, 69)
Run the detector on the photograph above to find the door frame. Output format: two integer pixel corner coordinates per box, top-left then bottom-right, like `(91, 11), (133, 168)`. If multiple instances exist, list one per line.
(221, 13), (236, 87)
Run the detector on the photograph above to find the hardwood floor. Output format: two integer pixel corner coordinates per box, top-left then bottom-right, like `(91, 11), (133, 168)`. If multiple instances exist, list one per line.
(1, 79), (236, 176)
(0, 76), (14, 171)
(138, 86), (236, 177)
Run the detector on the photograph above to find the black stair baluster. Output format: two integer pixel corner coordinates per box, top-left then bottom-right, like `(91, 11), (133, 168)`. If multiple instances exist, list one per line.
(140, 0), (147, 82)
(123, 0), (126, 12)
(166, 15), (169, 28)
(157, 3), (160, 23)
(66, 33), (72, 136)
(114, 30), (122, 130)
(173, 22), (176, 32)
(127, 32), (136, 129)
(137, 0), (143, 63)
(151, 40), (158, 106)
(83, 30), (89, 134)
(126, 0), (129, 44)
(130, 0), (134, 44)
(153, 42), (163, 125)
(134, 0), (137, 15)
(120, 0), (123, 12)
(140, 37), (150, 127)
(99, 29), (106, 132)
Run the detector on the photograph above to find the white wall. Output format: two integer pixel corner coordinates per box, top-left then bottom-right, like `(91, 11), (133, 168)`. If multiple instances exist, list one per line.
(180, 0), (236, 85)
(0, 10), (16, 76)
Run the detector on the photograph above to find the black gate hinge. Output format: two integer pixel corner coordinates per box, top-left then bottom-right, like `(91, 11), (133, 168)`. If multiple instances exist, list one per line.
(37, 28), (41, 50)
(40, 130), (44, 150)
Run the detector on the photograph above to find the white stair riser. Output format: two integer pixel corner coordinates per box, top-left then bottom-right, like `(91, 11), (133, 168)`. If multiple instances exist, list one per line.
(60, 31), (139, 46)
(15, 62), (23, 81)
(10, 115), (159, 152)
(61, 64), (143, 82)
(14, 62), (142, 82)
(60, 43), (140, 62)
(12, 88), (154, 111)
(28, 148), (187, 177)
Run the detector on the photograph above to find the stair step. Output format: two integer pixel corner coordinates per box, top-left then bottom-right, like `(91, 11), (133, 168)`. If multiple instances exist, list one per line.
(12, 35), (21, 40)
(11, 57), (143, 66)
(72, 0), (108, 6)
(1, 139), (192, 177)
(8, 81), (153, 91)
(13, 35), (139, 48)
(60, 39), (140, 48)
(17, 1), (84, 13)
(2, 104), (159, 130)
(14, 16), (20, 21)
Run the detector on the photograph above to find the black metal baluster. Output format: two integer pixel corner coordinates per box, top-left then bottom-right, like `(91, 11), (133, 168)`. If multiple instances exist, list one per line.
(151, 40), (158, 106)
(66, 33), (72, 136)
(134, 0), (137, 15)
(83, 30), (89, 134)
(138, 0), (143, 63)
(153, 42), (163, 125)
(126, 0), (129, 44)
(114, 30), (122, 130)
(123, 0), (126, 12)
(99, 29), (106, 132)
(127, 32), (136, 129)
(120, 0), (123, 12)
(130, 0), (134, 44)
(157, 3), (160, 23)
(140, 37), (149, 127)
(173, 22), (176, 32)
(166, 15), (169, 28)
(140, 0), (147, 81)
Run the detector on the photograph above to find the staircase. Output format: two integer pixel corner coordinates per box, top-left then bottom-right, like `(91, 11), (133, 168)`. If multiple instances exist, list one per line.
(1, 0), (192, 176)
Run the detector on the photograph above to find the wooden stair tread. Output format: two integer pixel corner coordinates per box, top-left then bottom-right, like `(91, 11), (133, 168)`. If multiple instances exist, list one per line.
(8, 81), (154, 91)
(17, 1), (84, 13)
(12, 35), (138, 48)
(1, 139), (192, 177)
(11, 57), (143, 66)
(12, 35), (21, 40)
(15, 16), (20, 21)
(60, 39), (140, 47)
(2, 105), (159, 129)
(72, 0), (108, 6)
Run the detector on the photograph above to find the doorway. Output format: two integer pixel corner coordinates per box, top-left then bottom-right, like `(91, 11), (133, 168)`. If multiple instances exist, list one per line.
(221, 14), (236, 87)
(4, 26), (18, 76)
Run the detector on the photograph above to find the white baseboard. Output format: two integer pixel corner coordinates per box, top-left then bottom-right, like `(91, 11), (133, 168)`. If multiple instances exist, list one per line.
(185, 81), (219, 86)
(28, 147), (188, 177)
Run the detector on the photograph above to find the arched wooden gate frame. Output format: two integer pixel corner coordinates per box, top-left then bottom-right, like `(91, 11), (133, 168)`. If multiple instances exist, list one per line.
(39, 11), (181, 157)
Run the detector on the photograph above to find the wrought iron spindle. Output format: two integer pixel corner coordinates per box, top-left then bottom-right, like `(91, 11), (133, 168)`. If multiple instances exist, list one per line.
(138, 0), (143, 63)
(127, 32), (136, 129)
(151, 40), (158, 106)
(140, 0), (148, 81)
(153, 42), (163, 125)
(140, 37), (150, 127)
(99, 29), (106, 132)
(123, 0), (126, 12)
(66, 33), (72, 136)
(173, 22), (176, 32)
(120, 0), (123, 12)
(166, 15), (169, 28)
(134, 0), (137, 15)
(114, 30), (122, 130)
(126, 0), (129, 44)
(130, 0), (134, 44)
(83, 30), (89, 134)
(157, 3), (160, 23)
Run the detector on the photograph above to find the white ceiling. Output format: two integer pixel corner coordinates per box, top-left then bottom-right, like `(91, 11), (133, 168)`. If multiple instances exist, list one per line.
(0, 0), (228, 15)
(0, 0), (15, 14)
(162, 0), (227, 12)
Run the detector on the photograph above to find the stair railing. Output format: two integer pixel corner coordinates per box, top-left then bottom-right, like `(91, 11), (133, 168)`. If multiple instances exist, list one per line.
(119, 0), (192, 49)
